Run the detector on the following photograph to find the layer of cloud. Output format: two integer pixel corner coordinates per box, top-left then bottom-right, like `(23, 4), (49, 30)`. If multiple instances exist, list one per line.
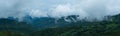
(0, 0), (120, 20)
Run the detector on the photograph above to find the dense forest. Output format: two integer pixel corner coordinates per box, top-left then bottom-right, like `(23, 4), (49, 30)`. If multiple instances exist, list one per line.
(0, 14), (120, 36)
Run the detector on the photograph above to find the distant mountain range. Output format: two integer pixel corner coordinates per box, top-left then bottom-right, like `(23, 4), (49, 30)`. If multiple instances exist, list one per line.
(1, 14), (119, 28)
(0, 14), (120, 36)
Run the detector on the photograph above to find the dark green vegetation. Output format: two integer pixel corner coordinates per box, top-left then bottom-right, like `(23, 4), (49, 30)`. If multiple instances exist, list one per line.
(0, 14), (120, 36)
(0, 18), (38, 36)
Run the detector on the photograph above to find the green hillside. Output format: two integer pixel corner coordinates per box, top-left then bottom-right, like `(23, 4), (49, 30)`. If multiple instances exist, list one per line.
(31, 14), (120, 36)
(0, 18), (38, 36)
(0, 14), (120, 36)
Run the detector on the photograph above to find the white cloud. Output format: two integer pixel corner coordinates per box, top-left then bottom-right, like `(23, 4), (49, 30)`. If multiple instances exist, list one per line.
(28, 9), (48, 18)
(50, 4), (75, 18)
(0, 0), (120, 20)
(106, 0), (120, 15)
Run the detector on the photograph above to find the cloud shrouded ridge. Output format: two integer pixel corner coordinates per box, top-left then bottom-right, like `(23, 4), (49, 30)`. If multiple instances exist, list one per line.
(0, 0), (120, 20)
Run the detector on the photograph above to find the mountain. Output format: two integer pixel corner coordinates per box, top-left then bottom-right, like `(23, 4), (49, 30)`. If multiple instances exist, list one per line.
(22, 15), (80, 29)
(31, 14), (120, 36)
(0, 14), (120, 36)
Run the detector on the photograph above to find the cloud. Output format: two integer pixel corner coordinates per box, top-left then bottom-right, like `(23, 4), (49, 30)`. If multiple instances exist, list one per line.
(0, 0), (22, 18)
(28, 9), (48, 18)
(0, 0), (120, 20)
(50, 4), (75, 18)
(106, 0), (120, 15)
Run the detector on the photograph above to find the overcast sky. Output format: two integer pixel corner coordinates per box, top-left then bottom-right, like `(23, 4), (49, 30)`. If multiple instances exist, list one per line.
(0, 0), (120, 20)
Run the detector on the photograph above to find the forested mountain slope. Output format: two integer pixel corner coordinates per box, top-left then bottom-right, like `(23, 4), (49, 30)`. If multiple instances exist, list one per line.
(0, 14), (120, 36)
